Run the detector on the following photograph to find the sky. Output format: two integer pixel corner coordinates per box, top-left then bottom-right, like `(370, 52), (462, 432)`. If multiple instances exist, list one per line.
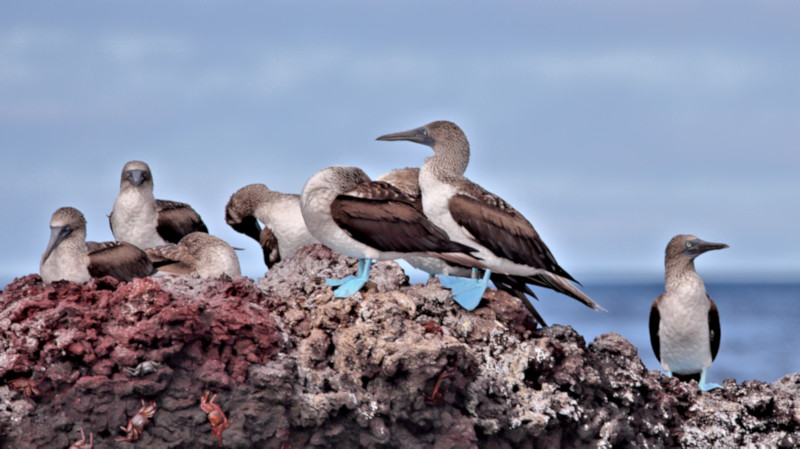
(1, 1), (799, 287)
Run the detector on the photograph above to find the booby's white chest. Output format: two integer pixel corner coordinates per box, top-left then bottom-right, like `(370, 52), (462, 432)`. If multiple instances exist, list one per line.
(657, 277), (713, 374)
(40, 243), (91, 284)
(111, 189), (166, 249)
(259, 198), (318, 259)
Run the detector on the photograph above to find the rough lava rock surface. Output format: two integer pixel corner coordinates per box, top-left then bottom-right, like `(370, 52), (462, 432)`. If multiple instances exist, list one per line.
(0, 244), (798, 448)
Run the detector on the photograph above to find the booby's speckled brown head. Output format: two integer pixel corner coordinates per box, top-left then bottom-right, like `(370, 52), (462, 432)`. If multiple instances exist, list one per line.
(376, 120), (468, 151)
(666, 234), (729, 262)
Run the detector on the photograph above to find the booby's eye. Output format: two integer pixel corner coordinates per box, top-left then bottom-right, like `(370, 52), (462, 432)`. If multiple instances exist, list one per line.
(422, 129), (429, 136)
(685, 241), (693, 248)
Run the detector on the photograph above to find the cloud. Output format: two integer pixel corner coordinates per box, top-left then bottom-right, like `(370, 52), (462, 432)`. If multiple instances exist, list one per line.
(484, 47), (768, 92)
(102, 35), (194, 64)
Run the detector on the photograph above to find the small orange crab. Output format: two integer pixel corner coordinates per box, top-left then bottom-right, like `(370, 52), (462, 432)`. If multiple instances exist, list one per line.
(69, 428), (93, 449)
(116, 399), (157, 442)
(424, 364), (456, 406)
(200, 391), (232, 447)
(8, 377), (44, 398)
(419, 320), (444, 337)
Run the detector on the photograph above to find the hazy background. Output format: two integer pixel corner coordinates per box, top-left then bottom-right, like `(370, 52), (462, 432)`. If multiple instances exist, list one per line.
(1, 2), (798, 378)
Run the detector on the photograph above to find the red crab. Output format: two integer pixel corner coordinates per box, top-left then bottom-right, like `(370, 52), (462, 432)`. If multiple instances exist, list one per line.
(116, 399), (157, 442)
(68, 428), (93, 449)
(424, 365), (456, 406)
(200, 391), (232, 447)
(419, 320), (444, 337)
(8, 377), (44, 398)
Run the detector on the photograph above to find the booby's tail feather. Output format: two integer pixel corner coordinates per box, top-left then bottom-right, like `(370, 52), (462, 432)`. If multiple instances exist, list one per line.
(490, 274), (547, 327)
(522, 272), (606, 312)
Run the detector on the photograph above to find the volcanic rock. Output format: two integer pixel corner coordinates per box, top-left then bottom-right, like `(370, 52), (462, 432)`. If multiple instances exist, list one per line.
(0, 244), (798, 448)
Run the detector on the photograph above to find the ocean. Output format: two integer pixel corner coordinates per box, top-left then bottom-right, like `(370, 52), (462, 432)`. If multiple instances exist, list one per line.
(3, 274), (797, 384)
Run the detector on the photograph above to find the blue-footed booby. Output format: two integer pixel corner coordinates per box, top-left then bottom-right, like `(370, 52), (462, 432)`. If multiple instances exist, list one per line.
(376, 121), (602, 315)
(650, 234), (728, 391)
(377, 167), (549, 326)
(110, 160), (208, 249)
(145, 232), (241, 278)
(40, 207), (155, 284)
(300, 165), (483, 298)
(225, 183), (319, 268)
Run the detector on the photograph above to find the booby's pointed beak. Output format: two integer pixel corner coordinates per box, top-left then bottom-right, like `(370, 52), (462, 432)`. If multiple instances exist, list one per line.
(376, 126), (434, 147)
(126, 169), (148, 187)
(230, 215), (262, 242)
(684, 238), (729, 258)
(41, 225), (73, 264)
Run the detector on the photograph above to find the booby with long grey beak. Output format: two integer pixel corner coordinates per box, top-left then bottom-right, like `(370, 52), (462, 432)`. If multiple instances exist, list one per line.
(376, 121), (601, 315)
(110, 160), (208, 249)
(40, 207), (154, 284)
(377, 166), (548, 326)
(650, 234), (728, 391)
(300, 165), (483, 298)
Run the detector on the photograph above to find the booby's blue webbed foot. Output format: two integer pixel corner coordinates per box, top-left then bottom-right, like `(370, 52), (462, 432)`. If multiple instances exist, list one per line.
(440, 269), (491, 310)
(698, 369), (722, 391)
(326, 259), (373, 298)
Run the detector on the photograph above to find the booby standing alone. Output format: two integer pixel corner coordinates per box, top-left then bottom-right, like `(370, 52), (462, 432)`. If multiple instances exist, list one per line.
(377, 121), (602, 315)
(300, 165), (482, 298)
(109, 160), (208, 249)
(225, 183), (319, 268)
(145, 232), (241, 278)
(650, 234), (728, 391)
(40, 207), (154, 284)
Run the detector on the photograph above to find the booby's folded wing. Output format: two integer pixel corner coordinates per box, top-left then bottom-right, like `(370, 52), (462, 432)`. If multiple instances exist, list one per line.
(649, 296), (662, 363)
(709, 296), (721, 361)
(155, 199), (208, 243)
(448, 192), (577, 283)
(145, 242), (195, 274)
(331, 181), (474, 255)
(260, 226), (281, 268)
(87, 241), (155, 282)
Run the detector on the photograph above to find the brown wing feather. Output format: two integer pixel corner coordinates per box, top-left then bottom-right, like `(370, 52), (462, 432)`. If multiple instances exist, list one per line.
(155, 199), (208, 243)
(145, 243), (197, 274)
(448, 194), (578, 283)
(88, 241), (155, 282)
(260, 227), (281, 268)
(708, 296), (721, 361)
(649, 296), (662, 363)
(331, 183), (474, 254)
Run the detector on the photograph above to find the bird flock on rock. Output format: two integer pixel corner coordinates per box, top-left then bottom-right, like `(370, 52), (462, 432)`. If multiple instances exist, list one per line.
(38, 120), (728, 391)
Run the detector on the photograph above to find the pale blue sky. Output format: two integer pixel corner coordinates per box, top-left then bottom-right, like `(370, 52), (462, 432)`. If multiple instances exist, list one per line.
(1, 1), (799, 285)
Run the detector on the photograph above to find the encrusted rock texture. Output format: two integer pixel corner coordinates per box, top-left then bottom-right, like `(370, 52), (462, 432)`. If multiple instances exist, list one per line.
(1, 244), (798, 448)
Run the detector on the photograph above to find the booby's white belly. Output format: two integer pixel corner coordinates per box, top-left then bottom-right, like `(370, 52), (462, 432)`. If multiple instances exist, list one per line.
(111, 190), (166, 249)
(264, 198), (320, 259)
(657, 285), (713, 375)
(40, 245), (91, 284)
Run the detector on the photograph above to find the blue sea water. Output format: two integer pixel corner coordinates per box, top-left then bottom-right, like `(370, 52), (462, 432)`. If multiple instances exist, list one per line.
(3, 274), (797, 384)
